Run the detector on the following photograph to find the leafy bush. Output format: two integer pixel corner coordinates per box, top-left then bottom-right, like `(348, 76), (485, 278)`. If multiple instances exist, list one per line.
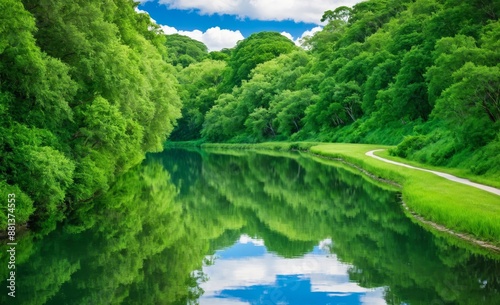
(390, 135), (428, 158)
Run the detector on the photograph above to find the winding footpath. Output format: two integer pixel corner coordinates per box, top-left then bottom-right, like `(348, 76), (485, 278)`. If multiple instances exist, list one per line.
(366, 149), (500, 196)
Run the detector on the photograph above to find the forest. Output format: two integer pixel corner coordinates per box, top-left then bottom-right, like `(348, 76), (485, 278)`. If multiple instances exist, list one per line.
(171, 0), (500, 180)
(1, 0), (499, 233)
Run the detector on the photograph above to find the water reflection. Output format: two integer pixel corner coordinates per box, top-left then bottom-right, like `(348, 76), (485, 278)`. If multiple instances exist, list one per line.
(200, 235), (386, 305)
(1, 148), (499, 305)
(0, 161), (205, 305)
(158, 148), (500, 305)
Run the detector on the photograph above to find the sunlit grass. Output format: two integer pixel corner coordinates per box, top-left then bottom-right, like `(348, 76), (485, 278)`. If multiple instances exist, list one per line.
(310, 143), (500, 245)
(378, 150), (500, 189)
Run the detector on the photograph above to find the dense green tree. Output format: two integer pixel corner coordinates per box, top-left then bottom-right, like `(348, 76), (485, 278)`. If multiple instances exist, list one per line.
(362, 56), (399, 115)
(164, 33), (208, 67)
(0, 0), (181, 232)
(220, 32), (297, 91)
(433, 63), (500, 147)
(176, 0), (500, 179)
(245, 107), (276, 140)
(201, 94), (241, 142)
(171, 60), (227, 140)
(321, 6), (352, 23)
(201, 51), (313, 141)
(272, 89), (318, 137)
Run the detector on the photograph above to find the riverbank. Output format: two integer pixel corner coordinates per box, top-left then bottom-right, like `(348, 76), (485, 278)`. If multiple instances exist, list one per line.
(310, 143), (500, 249)
(167, 141), (500, 248)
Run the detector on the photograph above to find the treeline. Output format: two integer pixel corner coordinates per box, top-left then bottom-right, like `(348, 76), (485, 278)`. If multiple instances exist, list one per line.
(0, 0), (181, 233)
(171, 0), (500, 179)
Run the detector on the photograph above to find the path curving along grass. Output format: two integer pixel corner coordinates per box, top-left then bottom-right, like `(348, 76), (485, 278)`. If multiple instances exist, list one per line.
(366, 149), (500, 196)
(310, 143), (500, 247)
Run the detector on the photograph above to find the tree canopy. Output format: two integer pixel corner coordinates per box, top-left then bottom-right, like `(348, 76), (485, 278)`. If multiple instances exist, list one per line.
(0, 0), (181, 233)
(170, 0), (500, 180)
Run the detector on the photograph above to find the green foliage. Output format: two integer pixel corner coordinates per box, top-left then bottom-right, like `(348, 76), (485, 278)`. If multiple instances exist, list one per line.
(321, 6), (352, 23)
(0, 181), (34, 229)
(164, 33), (208, 67)
(201, 51), (316, 142)
(18, 146), (75, 233)
(434, 63), (500, 147)
(171, 60), (227, 140)
(171, 0), (500, 179)
(391, 135), (430, 158)
(220, 32), (297, 91)
(202, 93), (241, 142)
(0, 0), (181, 233)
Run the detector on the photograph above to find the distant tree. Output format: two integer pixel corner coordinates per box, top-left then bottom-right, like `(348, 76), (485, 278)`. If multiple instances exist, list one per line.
(220, 32), (297, 92)
(321, 6), (352, 23)
(164, 34), (208, 67)
(171, 60), (227, 140)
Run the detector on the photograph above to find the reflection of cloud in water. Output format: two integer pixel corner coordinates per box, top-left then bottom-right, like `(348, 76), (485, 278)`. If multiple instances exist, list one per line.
(239, 234), (265, 246)
(361, 290), (387, 305)
(200, 236), (386, 305)
(318, 238), (332, 252)
(200, 299), (251, 305)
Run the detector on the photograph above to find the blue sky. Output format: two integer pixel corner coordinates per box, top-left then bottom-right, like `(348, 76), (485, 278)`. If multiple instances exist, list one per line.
(137, 0), (363, 51)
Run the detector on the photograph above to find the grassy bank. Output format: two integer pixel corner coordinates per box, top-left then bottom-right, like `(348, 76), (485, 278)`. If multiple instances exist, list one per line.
(380, 150), (500, 189)
(310, 144), (500, 246)
(167, 141), (500, 246)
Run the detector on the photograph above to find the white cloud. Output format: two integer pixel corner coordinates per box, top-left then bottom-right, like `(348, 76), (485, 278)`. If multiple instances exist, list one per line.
(134, 7), (149, 15)
(136, 0), (356, 51)
(281, 26), (323, 46)
(135, 6), (243, 51)
(160, 25), (244, 51)
(159, 24), (179, 35)
(157, 0), (364, 24)
(280, 31), (294, 41)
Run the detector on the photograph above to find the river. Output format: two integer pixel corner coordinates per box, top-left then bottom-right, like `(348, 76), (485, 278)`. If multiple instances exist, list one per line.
(1, 148), (499, 305)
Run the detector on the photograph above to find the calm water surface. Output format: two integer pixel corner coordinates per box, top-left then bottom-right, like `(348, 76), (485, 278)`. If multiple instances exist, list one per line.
(1, 148), (499, 305)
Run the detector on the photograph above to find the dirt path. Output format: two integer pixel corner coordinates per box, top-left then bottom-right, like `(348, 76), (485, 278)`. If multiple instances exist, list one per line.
(366, 149), (500, 196)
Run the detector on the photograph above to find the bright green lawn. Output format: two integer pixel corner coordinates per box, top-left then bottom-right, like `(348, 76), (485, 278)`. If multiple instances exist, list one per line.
(377, 150), (500, 189)
(310, 143), (500, 245)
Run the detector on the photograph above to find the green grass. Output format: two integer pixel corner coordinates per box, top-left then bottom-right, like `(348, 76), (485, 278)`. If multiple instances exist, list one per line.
(201, 141), (319, 151)
(378, 150), (500, 189)
(310, 143), (500, 246)
(164, 139), (206, 148)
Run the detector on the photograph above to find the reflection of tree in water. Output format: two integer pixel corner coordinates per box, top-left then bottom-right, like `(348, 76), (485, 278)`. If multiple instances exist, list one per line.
(2, 149), (499, 305)
(161, 149), (500, 305)
(0, 161), (207, 305)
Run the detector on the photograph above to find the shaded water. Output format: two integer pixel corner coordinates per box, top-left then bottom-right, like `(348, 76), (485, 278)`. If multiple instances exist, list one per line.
(1, 148), (499, 305)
